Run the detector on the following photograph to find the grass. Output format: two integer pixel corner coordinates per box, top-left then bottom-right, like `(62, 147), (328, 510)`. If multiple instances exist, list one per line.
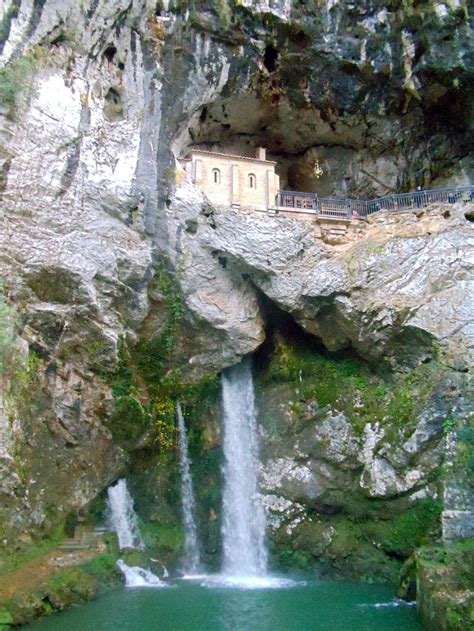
(0, 524), (65, 577)
(78, 554), (121, 584)
(0, 541), (122, 627)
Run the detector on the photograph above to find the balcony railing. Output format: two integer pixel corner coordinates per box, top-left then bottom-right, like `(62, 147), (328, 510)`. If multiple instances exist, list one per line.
(276, 191), (319, 210)
(275, 186), (473, 219)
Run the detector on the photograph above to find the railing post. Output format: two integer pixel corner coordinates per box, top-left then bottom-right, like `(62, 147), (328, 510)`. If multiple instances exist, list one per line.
(274, 186), (471, 217)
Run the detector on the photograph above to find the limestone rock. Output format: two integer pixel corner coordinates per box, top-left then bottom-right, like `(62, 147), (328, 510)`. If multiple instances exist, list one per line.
(0, 0), (472, 557)
(202, 202), (474, 369)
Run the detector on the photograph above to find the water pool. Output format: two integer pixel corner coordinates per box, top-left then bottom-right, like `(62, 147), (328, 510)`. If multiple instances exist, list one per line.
(25, 577), (422, 631)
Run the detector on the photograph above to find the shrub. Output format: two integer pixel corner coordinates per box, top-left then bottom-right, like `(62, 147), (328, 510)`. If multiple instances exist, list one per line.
(0, 290), (16, 373)
(109, 395), (148, 442)
(0, 55), (36, 111)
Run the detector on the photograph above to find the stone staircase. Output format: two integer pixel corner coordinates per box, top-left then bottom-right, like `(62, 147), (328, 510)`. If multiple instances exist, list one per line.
(318, 219), (351, 243)
(326, 223), (349, 239)
(57, 526), (106, 552)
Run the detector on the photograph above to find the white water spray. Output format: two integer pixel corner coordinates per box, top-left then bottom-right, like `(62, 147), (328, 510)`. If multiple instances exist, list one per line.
(176, 402), (201, 573)
(116, 560), (169, 588)
(220, 359), (268, 579)
(106, 479), (144, 550)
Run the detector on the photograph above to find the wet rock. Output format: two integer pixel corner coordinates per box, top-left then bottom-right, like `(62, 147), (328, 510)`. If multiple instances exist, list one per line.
(0, 0), (472, 583)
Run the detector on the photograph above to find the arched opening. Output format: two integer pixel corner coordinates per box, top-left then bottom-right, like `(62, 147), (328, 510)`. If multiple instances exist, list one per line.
(103, 45), (117, 62)
(248, 173), (256, 189)
(212, 168), (220, 184)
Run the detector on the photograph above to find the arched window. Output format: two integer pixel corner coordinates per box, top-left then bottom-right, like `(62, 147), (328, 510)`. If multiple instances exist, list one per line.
(212, 168), (220, 184)
(248, 173), (256, 189)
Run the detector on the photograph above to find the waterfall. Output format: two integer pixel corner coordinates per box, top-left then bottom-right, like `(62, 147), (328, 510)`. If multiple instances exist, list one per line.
(106, 479), (144, 550)
(221, 358), (268, 578)
(116, 560), (169, 588)
(176, 401), (201, 574)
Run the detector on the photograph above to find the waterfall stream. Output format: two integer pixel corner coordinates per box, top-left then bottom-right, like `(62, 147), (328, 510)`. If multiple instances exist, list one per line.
(176, 402), (201, 574)
(106, 479), (144, 550)
(221, 359), (268, 579)
(116, 560), (169, 588)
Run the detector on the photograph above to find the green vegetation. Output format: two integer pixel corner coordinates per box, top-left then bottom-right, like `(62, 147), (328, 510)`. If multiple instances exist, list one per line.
(261, 338), (445, 436)
(106, 335), (219, 446)
(102, 262), (219, 448)
(140, 522), (184, 567)
(0, 0), (20, 46)
(0, 289), (16, 374)
(416, 539), (474, 631)
(9, 351), (42, 417)
(417, 538), (474, 580)
(0, 287), (43, 418)
(3, 553), (121, 624)
(0, 533), (123, 627)
(215, 0), (232, 29)
(362, 499), (442, 559)
(270, 499), (442, 584)
(261, 336), (447, 581)
(0, 524), (65, 577)
(276, 548), (312, 570)
(117, 291), (223, 572)
(0, 53), (37, 114)
(77, 553), (121, 584)
(456, 423), (474, 475)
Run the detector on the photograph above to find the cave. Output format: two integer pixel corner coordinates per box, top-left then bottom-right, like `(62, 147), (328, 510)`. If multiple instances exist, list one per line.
(1, 1), (472, 628)
(263, 44), (279, 73)
(180, 94), (366, 198)
(104, 86), (124, 121)
(171, 22), (472, 201)
(180, 80), (471, 198)
(103, 45), (117, 62)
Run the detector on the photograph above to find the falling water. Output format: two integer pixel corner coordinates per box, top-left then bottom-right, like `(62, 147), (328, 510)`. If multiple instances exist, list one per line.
(221, 358), (268, 578)
(176, 402), (201, 573)
(116, 560), (169, 588)
(106, 479), (144, 550)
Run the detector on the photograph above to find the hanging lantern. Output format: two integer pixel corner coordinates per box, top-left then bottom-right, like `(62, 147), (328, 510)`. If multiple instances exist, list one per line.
(313, 160), (324, 179)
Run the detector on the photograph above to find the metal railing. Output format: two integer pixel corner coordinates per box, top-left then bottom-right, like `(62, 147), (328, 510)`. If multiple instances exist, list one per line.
(275, 186), (473, 219)
(318, 198), (351, 219)
(276, 190), (319, 210)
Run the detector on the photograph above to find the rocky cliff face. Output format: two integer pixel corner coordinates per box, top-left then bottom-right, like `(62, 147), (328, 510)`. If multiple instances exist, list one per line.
(0, 0), (472, 589)
(163, 194), (473, 582)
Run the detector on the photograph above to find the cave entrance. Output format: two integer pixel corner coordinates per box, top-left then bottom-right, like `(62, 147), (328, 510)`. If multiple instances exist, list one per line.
(253, 291), (369, 378)
(177, 92), (340, 197)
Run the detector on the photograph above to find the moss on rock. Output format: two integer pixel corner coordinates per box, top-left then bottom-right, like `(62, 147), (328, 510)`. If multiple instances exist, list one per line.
(258, 332), (449, 437)
(256, 327), (451, 582)
(361, 500), (442, 560)
(0, 547), (122, 627)
(416, 539), (474, 631)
